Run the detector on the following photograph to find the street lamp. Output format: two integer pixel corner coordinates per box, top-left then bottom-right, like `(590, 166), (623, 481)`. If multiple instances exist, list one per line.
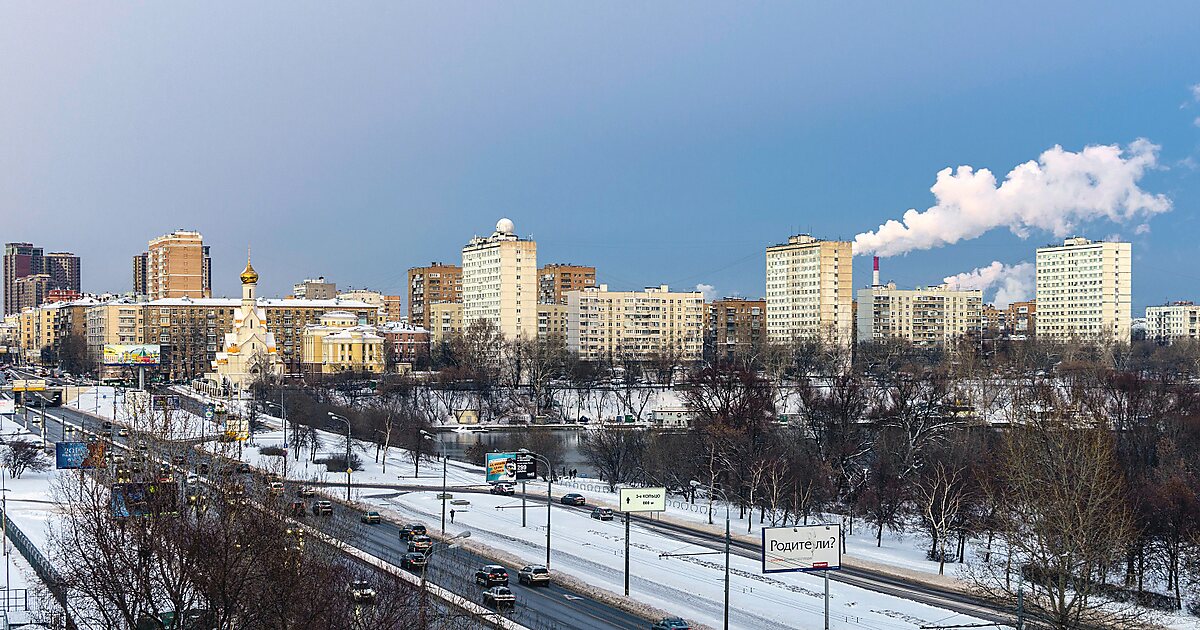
(419, 530), (470, 627)
(692, 479), (731, 630)
(420, 431), (448, 532)
(261, 400), (288, 478)
(327, 412), (352, 501)
(518, 449), (554, 570)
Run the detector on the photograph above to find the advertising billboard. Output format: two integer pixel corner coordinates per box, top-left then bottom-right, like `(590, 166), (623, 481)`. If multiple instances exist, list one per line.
(619, 487), (666, 513)
(55, 441), (106, 469)
(485, 452), (538, 484)
(0, 399), (14, 415)
(103, 344), (161, 367)
(762, 524), (841, 573)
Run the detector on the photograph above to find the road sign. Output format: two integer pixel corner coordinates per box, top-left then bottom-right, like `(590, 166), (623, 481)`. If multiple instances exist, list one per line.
(619, 487), (666, 513)
(0, 399), (13, 415)
(11, 380), (46, 392)
(204, 406), (214, 420)
(762, 524), (841, 573)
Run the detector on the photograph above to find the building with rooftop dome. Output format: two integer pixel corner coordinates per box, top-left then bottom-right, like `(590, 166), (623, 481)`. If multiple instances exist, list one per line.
(461, 218), (538, 339)
(203, 255), (284, 396)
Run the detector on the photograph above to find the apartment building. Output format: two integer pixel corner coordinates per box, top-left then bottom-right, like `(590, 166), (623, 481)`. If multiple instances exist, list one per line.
(566, 284), (704, 361)
(705, 298), (766, 362)
(537, 303), (569, 339)
(5, 243), (80, 315)
(407, 263), (462, 330)
(538, 264), (596, 305)
(383, 295), (404, 323)
(765, 234), (853, 346)
(4, 243), (43, 315)
(293, 277), (337, 300)
(856, 283), (982, 347)
(13, 275), (51, 314)
(86, 299), (146, 359)
(462, 219), (538, 339)
(379, 322), (431, 364)
(427, 302), (463, 344)
(139, 230), (212, 299)
(1005, 300), (1036, 338)
(301, 311), (386, 378)
(1146, 302), (1200, 343)
(1035, 237), (1131, 343)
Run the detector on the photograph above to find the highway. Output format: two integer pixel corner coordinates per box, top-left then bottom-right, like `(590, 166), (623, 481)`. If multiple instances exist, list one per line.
(18, 398), (650, 630)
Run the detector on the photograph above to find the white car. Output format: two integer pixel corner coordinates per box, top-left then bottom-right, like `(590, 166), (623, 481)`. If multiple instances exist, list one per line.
(518, 565), (550, 586)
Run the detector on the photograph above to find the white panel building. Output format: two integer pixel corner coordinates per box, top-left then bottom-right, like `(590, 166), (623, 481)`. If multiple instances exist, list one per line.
(462, 219), (538, 340)
(764, 234), (853, 346)
(566, 284), (704, 361)
(1035, 237), (1132, 343)
(856, 283), (982, 347)
(1145, 302), (1200, 343)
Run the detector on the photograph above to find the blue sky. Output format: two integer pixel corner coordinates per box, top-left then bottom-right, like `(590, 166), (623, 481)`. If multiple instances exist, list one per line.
(2, 3), (1198, 310)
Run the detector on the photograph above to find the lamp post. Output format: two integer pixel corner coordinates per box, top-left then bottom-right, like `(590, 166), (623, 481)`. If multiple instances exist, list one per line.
(262, 399), (288, 478)
(692, 479), (731, 630)
(327, 412), (352, 501)
(420, 430), (447, 532)
(518, 449), (554, 570)
(420, 531), (470, 627)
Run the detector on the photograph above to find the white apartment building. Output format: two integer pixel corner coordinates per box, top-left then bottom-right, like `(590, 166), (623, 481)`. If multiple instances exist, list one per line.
(85, 298), (146, 359)
(1035, 237), (1131, 343)
(765, 234), (853, 345)
(462, 218), (538, 339)
(566, 284), (704, 361)
(1145, 302), (1200, 343)
(856, 283), (982, 347)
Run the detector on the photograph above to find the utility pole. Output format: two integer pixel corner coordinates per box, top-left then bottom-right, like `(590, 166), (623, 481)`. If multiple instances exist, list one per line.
(624, 512), (631, 596)
(1016, 583), (1025, 630)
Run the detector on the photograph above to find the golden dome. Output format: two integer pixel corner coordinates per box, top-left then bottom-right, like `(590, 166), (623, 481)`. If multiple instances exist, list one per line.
(240, 257), (259, 285)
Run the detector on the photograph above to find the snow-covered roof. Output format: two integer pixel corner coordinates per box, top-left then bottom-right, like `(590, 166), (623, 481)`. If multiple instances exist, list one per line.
(380, 322), (430, 334)
(146, 297), (376, 309)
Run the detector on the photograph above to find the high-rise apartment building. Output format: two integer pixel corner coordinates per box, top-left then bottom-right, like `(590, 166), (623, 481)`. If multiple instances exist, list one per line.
(856, 283), (982, 347)
(43, 252), (81, 294)
(407, 263), (462, 330)
(139, 230), (212, 299)
(427, 302), (463, 343)
(383, 295), (404, 323)
(1005, 300), (1036, 339)
(4, 243), (44, 315)
(462, 219), (538, 339)
(538, 264), (596, 305)
(133, 252), (149, 296)
(293, 277), (337, 299)
(705, 298), (766, 362)
(566, 284), (704, 361)
(1145, 301), (1200, 343)
(14, 274), (51, 314)
(765, 234), (853, 346)
(1035, 237), (1131, 342)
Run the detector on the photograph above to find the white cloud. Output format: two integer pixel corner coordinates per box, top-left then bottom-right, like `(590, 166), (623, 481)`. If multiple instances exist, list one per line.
(853, 139), (1170, 257)
(943, 261), (1034, 309)
(1194, 116), (1200, 128)
(695, 283), (717, 301)
(1192, 83), (1200, 101)
(1135, 223), (1151, 235)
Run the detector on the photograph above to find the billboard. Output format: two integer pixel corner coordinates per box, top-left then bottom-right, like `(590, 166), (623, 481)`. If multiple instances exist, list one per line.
(111, 482), (179, 517)
(11, 379), (46, 392)
(55, 441), (106, 469)
(762, 524), (841, 573)
(619, 487), (666, 513)
(485, 452), (537, 483)
(103, 344), (161, 367)
(0, 399), (13, 415)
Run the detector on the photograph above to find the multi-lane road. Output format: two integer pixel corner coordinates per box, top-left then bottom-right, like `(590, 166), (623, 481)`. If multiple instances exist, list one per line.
(14, 396), (649, 630)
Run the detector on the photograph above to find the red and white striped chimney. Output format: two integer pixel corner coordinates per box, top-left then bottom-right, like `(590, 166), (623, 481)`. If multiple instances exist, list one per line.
(872, 256), (880, 286)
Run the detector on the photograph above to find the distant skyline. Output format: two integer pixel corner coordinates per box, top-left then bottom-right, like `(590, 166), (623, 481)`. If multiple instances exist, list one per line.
(3, 3), (1199, 310)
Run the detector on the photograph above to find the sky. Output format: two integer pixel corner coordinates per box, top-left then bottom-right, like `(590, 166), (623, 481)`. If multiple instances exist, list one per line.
(3, 2), (1199, 311)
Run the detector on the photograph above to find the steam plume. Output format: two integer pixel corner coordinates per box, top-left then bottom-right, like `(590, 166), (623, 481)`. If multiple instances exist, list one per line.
(853, 140), (1169, 257)
(943, 261), (1034, 309)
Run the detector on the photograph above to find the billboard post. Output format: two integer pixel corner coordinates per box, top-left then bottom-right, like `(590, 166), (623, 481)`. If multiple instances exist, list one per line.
(762, 524), (842, 629)
(617, 487), (666, 597)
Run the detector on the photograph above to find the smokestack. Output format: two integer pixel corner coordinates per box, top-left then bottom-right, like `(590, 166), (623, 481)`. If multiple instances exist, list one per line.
(872, 256), (880, 286)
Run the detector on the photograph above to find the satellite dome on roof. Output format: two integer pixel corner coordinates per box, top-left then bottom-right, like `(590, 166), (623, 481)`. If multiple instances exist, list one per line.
(496, 218), (515, 235)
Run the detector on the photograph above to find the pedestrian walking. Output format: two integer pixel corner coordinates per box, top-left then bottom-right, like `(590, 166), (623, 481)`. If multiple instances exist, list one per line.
(450, 509), (456, 523)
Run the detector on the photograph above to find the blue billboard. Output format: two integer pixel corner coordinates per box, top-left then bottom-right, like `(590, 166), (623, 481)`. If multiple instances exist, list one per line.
(55, 441), (105, 469)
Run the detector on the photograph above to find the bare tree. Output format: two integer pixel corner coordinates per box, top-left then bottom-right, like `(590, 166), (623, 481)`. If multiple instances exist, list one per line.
(2, 438), (49, 479)
(915, 462), (970, 575)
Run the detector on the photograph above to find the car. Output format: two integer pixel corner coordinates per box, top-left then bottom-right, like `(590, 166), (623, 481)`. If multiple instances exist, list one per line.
(298, 486), (316, 498)
(172, 454), (187, 465)
(400, 552), (427, 571)
(185, 474), (200, 486)
(117, 428), (129, 437)
(311, 500), (333, 516)
(399, 523), (427, 540)
(136, 440), (148, 452)
(236, 463), (251, 473)
(289, 501), (306, 517)
(198, 463), (210, 475)
(475, 565), (509, 587)
(560, 493), (586, 506)
(407, 535), (433, 553)
(517, 565), (550, 586)
(102, 421), (114, 431)
(490, 483), (515, 496)
(268, 481), (285, 495)
(482, 586), (515, 610)
(651, 617), (691, 630)
(591, 507), (614, 521)
(347, 580), (376, 604)
(360, 511), (381, 524)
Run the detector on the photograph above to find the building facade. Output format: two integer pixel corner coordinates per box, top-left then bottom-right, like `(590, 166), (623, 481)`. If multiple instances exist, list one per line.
(407, 263), (462, 330)
(43, 252), (81, 296)
(379, 322), (431, 364)
(13, 275), (51, 314)
(765, 234), (853, 346)
(705, 298), (766, 362)
(141, 230), (212, 300)
(856, 283), (982, 347)
(300, 311), (385, 378)
(204, 258), (283, 395)
(1146, 302), (1200, 343)
(566, 284), (704, 362)
(293, 277), (337, 300)
(4, 243), (44, 316)
(5, 243), (80, 315)
(538, 264), (596, 305)
(427, 302), (463, 344)
(1035, 237), (1132, 343)
(1005, 300), (1036, 339)
(537, 303), (569, 339)
(86, 299), (146, 360)
(462, 219), (537, 339)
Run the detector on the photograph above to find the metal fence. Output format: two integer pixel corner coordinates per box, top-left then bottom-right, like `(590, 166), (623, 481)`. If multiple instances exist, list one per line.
(0, 507), (69, 623)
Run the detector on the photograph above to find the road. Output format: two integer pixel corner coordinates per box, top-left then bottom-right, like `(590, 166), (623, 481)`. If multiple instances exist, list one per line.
(24, 401), (650, 630)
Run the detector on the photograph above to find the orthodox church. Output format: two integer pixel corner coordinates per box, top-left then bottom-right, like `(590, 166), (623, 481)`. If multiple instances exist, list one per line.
(205, 255), (283, 397)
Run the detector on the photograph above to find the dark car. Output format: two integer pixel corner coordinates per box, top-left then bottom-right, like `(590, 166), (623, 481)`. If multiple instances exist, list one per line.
(651, 617), (691, 630)
(490, 483), (515, 496)
(399, 523), (427, 540)
(360, 511), (381, 524)
(102, 421), (113, 431)
(236, 463), (251, 473)
(517, 565), (550, 586)
(400, 552), (427, 571)
(560, 493), (586, 506)
(407, 535), (433, 553)
(198, 462), (210, 475)
(482, 586), (515, 610)
(289, 501), (306, 517)
(311, 500), (333, 516)
(474, 565), (509, 587)
(591, 507), (614, 521)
